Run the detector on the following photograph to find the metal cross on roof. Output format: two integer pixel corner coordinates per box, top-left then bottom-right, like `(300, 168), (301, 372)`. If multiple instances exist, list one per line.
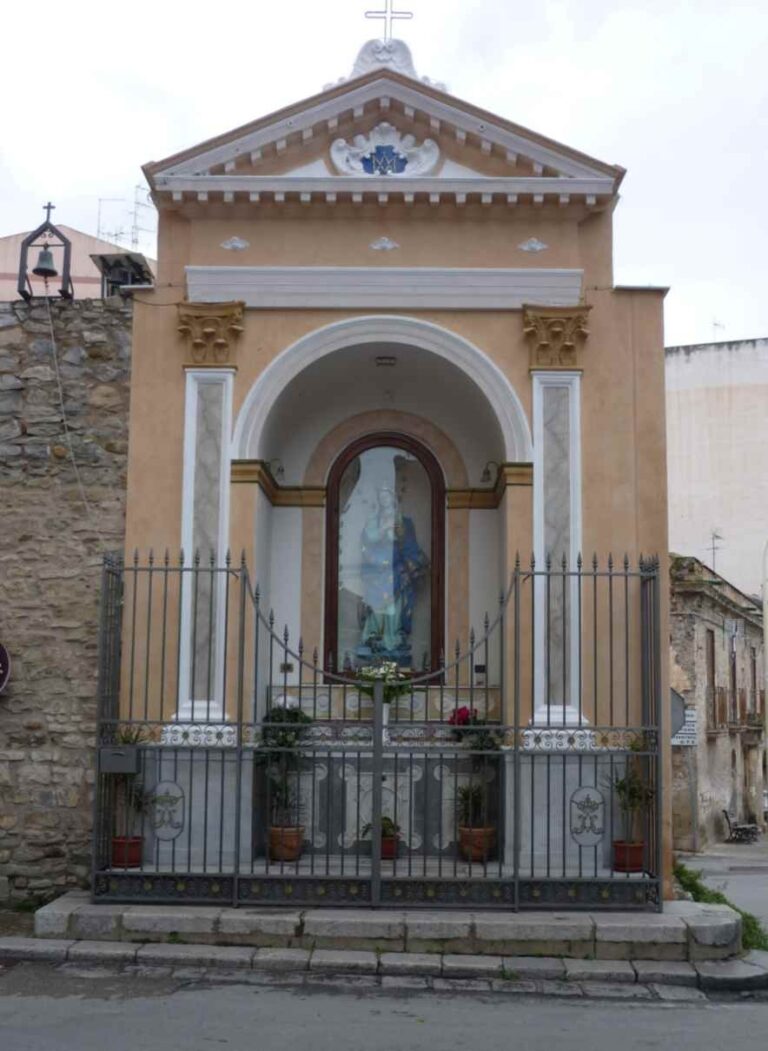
(43, 201), (55, 223)
(365, 0), (413, 42)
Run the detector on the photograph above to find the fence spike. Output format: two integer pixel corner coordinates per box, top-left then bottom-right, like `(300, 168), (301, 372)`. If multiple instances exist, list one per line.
(608, 552), (614, 572)
(298, 637), (304, 657)
(484, 611), (490, 633)
(225, 548), (232, 567)
(194, 548), (201, 567)
(312, 646), (318, 666)
(148, 548), (155, 567)
(132, 548), (139, 566)
(240, 549), (247, 568)
(561, 551), (567, 571)
(592, 552), (598, 571)
(163, 548), (170, 567)
(514, 550), (520, 571)
(455, 638), (461, 660)
(179, 548), (185, 567)
(545, 551), (552, 571)
(283, 624), (289, 646)
(577, 552), (583, 570)
(268, 608), (274, 629)
(209, 549), (216, 568)
(469, 627), (475, 649)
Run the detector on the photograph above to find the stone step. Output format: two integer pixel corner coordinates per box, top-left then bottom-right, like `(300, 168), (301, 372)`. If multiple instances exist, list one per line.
(0, 936), (763, 995)
(33, 892), (743, 963)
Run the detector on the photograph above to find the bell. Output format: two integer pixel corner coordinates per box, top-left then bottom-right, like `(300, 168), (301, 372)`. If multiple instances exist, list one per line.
(32, 245), (58, 279)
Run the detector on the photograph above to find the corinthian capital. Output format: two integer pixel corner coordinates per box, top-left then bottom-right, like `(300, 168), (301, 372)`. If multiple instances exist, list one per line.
(523, 305), (591, 370)
(177, 301), (244, 363)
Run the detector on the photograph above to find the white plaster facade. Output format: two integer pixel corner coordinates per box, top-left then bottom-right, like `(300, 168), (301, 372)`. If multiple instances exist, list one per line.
(666, 337), (768, 597)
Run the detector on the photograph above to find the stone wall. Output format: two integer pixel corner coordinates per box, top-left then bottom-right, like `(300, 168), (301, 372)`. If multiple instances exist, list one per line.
(0, 297), (131, 902)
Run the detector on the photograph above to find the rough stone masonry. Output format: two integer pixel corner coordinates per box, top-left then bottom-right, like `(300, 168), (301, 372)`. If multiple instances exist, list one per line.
(0, 297), (131, 902)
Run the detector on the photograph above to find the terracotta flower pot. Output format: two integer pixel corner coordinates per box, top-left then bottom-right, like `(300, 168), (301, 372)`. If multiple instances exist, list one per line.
(612, 840), (645, 873)
(458, 826), (496, 862)
(111, 836), (142, 868)
(381, 835), (398, 860)
(269, 825), (305, 862)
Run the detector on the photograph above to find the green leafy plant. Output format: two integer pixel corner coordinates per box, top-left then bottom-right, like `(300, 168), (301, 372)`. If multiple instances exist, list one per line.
(362, 816), (400, 839)
(112, 724), (150, 835)
(674, 862), (768, 952)
(606, 754), (655, 843)
(259, 705), (313, 828)
(457, 783), (490, 827)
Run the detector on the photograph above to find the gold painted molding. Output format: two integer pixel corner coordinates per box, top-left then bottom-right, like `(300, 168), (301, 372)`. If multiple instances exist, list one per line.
(235, 460), (531, 510)
(231, 460), (325, 507)
(178, 300), (245, 364)
(448, 462), (533, 508)
(523, 304), (591, 370)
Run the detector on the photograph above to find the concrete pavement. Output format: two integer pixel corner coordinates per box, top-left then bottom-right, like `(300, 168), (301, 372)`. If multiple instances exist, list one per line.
(678, 840), (768, 928)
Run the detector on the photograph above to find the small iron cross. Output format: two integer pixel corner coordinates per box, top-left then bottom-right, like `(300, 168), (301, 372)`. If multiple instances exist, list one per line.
(43, 201), (55, 223)
(365, 0), (413, 41)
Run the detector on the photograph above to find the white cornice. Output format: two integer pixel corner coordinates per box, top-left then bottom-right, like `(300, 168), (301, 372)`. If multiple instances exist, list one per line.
(185, 266), (583, 310)
(152, 77), (617, 186)
(156, 174), (612, 208)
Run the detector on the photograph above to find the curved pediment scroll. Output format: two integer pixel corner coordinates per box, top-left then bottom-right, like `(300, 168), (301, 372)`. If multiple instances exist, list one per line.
(330, 122), (440, 176)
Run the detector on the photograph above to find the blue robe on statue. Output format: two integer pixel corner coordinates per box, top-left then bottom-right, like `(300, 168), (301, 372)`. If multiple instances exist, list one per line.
(359, 514), (428, 661)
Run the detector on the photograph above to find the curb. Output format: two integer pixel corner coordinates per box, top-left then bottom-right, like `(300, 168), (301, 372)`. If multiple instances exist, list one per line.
(2, 937), (768, 995)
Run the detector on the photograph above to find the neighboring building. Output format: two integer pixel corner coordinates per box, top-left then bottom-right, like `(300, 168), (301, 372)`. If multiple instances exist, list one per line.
(670, 555), (765, 852)
(666, 337), (768, 597)
(0, 225), (155, 300)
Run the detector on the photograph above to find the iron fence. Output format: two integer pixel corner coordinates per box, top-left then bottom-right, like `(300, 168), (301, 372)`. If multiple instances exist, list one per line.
(93, 552), (662, 909)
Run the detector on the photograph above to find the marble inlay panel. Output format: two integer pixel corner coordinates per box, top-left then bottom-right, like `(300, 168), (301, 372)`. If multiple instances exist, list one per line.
(191, 380), (224, 700)
(542, 385), (571, 705)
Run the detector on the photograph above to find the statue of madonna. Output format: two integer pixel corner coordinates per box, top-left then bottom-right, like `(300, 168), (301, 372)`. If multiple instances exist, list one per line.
(359, 486), (429, 662)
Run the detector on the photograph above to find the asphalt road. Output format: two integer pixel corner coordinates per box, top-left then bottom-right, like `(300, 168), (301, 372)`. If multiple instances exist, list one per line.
(0, 965), (767, 1051)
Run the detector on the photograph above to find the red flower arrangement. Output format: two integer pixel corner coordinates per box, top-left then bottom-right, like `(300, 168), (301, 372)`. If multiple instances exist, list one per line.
(448, 705), (477, 727)
(447, 705), (503, 753)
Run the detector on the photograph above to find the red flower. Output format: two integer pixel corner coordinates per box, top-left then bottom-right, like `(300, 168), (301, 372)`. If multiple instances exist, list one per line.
(448, 705), (476, 726)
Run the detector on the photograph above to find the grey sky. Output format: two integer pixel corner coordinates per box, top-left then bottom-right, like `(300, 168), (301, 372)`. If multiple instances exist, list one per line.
(1, 0), (766, 346)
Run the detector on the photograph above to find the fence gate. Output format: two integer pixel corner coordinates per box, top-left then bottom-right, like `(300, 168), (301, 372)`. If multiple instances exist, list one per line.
(93, 554), (662, 909)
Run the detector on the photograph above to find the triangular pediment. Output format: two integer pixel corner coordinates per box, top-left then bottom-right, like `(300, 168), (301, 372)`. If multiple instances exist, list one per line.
(146, 68), (622, 208)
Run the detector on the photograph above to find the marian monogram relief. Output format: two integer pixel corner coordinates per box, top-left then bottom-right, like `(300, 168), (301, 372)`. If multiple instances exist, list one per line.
(331, 123), (440, 176)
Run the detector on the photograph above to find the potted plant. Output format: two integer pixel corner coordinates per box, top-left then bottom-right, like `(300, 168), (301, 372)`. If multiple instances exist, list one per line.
(111, 725), (149, 868)
(362, 816), (400, 859)
(456, 782), (496, 862)
(609, 749), (655, 873)
(260, 704), (312, 862)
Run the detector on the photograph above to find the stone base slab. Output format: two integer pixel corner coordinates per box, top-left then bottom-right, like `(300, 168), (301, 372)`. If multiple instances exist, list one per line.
(1, 937), (766, 995)
(33, 892), (742, 963)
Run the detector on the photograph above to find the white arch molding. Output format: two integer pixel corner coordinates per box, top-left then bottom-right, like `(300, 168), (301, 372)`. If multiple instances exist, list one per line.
(231, 315), (533, 462)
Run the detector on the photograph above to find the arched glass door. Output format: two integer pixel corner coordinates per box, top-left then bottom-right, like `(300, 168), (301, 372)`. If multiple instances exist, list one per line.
(325, 433), (445, 673)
